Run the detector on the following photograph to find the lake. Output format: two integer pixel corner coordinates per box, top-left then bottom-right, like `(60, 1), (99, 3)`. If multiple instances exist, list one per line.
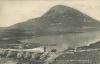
(22, 31), (100, 51)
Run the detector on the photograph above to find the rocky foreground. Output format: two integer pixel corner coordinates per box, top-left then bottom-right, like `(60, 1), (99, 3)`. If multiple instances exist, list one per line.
(0, 41), (100, 64)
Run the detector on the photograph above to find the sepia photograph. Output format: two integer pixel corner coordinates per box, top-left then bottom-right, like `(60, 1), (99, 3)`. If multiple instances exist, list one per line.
(0, 0), (100, 64)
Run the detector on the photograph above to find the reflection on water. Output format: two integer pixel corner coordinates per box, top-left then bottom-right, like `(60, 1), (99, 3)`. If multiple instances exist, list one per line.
(24, 31), (100, 51)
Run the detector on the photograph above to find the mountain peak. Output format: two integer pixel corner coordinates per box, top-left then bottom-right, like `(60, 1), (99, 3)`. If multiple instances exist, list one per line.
(42, 5), (82, 18)
(50, 5), (69, 10)
(49, 5), (74, 13)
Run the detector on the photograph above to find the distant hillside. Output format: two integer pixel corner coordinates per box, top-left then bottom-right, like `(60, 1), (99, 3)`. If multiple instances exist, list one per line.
(77, 41), (100, 50)
(51, 41), (100, 64)
(52, 50), (100, 64)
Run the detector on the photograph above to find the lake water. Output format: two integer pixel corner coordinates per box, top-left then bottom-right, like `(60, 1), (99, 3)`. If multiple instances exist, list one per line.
(23, 31), (100, 51)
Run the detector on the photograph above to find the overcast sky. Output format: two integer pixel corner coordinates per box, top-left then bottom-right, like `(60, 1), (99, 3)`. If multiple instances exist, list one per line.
(0, 0), (100, 27)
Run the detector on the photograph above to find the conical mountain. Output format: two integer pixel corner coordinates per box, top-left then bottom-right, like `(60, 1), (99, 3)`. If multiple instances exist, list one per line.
(4, 5), (100, 38)
(0, 5), (100, 49)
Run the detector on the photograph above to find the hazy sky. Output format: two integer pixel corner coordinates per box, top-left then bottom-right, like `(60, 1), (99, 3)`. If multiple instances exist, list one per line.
(0, 0), (100, 27)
